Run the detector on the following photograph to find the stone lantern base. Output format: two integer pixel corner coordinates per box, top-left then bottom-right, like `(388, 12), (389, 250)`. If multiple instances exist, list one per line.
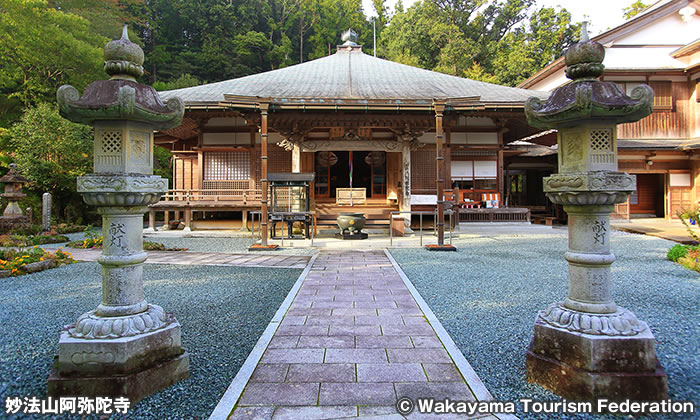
(526, 316), (668, 401)
(0, 215), (30, 231)
(48, 314), (189, 403)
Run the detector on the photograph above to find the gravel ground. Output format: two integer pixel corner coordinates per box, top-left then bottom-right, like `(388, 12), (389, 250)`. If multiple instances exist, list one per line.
(390, 232), (699, 420)
(39, 231), (317, 255)
(143, 236), (318, 255)
(0, 262), (302, 419)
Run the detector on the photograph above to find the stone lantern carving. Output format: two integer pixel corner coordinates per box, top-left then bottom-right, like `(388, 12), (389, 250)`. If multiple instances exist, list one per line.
(0, 164), (30, 228)
(49, 26), (189, 401)
(524, 26), (667, 400)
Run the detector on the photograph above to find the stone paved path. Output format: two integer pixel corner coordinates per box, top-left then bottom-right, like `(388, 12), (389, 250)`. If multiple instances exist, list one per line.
(66, 248), (309, 269)
(228, 250), (494, 419)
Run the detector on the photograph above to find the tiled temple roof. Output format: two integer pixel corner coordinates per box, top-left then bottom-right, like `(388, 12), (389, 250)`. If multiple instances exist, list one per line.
(160, 46), (546, 107)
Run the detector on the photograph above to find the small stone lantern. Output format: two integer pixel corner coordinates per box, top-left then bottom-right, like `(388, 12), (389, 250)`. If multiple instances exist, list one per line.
(0, 164), (28, 218)
(524, 25), (667, 400)
(49, 26), (189, 401)
(0, 164), (30, 230)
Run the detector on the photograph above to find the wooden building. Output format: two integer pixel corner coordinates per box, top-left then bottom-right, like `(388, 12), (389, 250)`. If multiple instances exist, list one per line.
(154, 33), (545, 236)
(519, 0), (700, 219)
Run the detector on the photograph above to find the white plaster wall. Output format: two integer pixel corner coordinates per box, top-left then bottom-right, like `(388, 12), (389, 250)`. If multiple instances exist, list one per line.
(527, 67), (568, 92)
(268, 133), (282, 144)
(451, 132), (467, 144)
(202, 132), (250, 145)
(615, 12), (699, 46)
(456, 116), (495, 126)
(450, 132), (498, 144)
(418, 133), (436, 144)
(204, 117), (247, 127)
(467, 132), (498, 144)
(677, 50), (700, 67)
(604, 47), (685, 69)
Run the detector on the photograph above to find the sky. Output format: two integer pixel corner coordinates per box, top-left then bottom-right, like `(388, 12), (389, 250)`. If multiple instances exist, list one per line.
(361, 0), (639, 35)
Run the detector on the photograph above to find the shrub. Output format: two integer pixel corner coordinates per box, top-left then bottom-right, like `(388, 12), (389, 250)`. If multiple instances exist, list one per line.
(0, 246), (74, 276)
(9, 224), (41, 236)
(67, 236), (102, 249)
(0, 233), (69, 247)
(55, 223), (87, 234)
(31, 235), (69, 245)
(66, 225), (103, 249)
(678, 206), (700, 243)
(668, 244), (690, 262)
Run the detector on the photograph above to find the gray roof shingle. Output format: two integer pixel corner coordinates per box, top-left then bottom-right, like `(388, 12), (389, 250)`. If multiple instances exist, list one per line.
(160, 47), (546, 105)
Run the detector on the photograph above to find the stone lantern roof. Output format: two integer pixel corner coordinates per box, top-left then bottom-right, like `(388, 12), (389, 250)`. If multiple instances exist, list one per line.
(57, 25), (183, 129)
(525, 24), (654, 129)
(0, 164), (27, 184)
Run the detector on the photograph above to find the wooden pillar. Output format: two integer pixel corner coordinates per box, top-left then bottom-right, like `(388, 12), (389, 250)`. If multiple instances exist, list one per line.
(260, 103), (270, 245)
(434, 102), (445, 246)
(240, 210), (248, 231)
(497, 129), (505, 201)
(292, 144), (301, 173)
(401, 141), (411, 227)
(197, 149), (204, 190)
(183, 209), (192, 232)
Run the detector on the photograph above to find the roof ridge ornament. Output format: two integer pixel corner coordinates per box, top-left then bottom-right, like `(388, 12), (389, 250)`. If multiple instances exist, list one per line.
(341, 29), (359, 46)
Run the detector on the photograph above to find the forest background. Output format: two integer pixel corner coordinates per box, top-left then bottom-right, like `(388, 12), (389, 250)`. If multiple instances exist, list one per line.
(0, 0), (647, 222)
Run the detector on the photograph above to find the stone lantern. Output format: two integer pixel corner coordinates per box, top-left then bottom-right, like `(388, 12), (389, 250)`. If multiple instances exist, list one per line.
(524, 26), (667, 400)
(49, 26), (189, 401)
(0, 164), (28, 217)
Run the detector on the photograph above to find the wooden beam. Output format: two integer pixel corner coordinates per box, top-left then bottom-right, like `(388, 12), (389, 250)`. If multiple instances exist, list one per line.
(201, 126), (257, 133)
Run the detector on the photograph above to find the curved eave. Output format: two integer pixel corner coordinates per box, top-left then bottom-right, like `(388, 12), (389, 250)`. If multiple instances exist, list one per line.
(180, 97), (535, 113)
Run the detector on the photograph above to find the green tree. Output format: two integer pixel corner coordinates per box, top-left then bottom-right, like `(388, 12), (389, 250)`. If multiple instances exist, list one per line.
(380, 0), (579, 86)
(305, 0), (369, 61)
(48, 0), (131, 40)
(6, 103), (93, 220)
(153, 74), (202, 91)
(623, 1), (649, 19)
(0, 0), (105, 115)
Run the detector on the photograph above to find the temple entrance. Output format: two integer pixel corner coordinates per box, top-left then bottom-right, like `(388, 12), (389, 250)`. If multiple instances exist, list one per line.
(315, 151), (386, 199)
(630, 173), (665, 217)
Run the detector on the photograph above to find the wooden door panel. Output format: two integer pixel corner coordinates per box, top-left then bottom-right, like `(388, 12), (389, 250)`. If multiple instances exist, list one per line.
(670, 186), (691, 218)
(387, 152), (400, 202)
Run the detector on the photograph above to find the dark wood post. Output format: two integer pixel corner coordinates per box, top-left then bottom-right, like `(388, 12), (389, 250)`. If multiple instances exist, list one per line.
(434, 102), (445, 246)
(260, 102), (270, 246)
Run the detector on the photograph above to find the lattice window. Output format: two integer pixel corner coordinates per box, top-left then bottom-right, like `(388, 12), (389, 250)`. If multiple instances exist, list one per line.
(451, 150), (497, 157)
(411, 149), (436, 192)
(101, 131), (122, 153)
(254, 147), (261, 191)
(590, 129), (612, 151)
(251, 145), (290, 192)
(204, 151), (250, 180)
(649, 81), (672, 110)
(268, 146), (292, 172)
